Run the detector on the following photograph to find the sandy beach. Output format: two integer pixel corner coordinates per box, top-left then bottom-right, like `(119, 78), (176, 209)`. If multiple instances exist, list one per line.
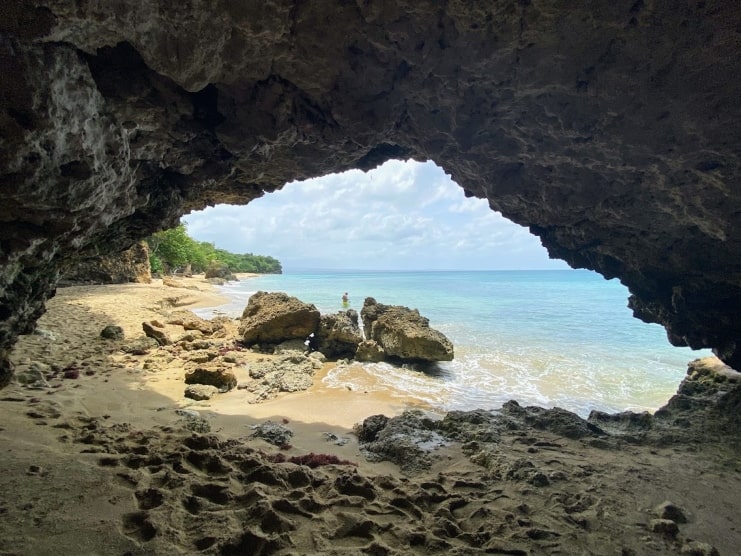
(1, 276), (739, 555)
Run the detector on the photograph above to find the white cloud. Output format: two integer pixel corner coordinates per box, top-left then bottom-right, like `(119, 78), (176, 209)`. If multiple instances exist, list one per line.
(182, 160), (568, 271)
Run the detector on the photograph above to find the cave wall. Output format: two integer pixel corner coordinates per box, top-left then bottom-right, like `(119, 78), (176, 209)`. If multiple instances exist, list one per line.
(1, 0), (740, 383)
(60, 241), (152, 285)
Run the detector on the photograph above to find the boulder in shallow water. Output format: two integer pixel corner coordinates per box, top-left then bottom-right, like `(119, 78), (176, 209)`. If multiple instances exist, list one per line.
(360, 297), (454, 362)
(239, 291), (320, 346)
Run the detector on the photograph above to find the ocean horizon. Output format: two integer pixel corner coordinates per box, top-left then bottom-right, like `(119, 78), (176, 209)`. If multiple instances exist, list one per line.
(194, 269), (712, 418)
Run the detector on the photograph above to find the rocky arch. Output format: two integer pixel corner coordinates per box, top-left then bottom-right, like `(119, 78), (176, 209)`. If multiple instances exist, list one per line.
(1, 1), (740, 385)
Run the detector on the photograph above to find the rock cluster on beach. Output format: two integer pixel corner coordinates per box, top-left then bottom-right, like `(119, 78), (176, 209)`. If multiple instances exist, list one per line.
(238, 291), (454, 364)
(76, 286), (455, 405)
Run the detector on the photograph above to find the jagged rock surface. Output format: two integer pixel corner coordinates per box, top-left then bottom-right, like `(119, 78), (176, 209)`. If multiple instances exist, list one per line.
(238, 291), (320, 346)
(204, 261), (237, 282)
(314, 309), (363, 359)
(357, 359), (741, 473)
(361, 297), (454, 362)
(60, 242), (151, 285)
(1, 1), (741, 384)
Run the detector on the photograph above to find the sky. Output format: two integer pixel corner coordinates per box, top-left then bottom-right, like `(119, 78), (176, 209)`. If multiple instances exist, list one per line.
(182, 160), (571, 272)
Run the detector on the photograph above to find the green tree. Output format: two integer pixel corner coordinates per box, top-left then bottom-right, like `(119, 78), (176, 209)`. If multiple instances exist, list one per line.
(146, 224), (192, 273)
(145, 223), (282, 275)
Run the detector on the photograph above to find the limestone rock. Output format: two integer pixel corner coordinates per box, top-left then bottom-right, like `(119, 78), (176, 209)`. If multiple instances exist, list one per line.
(680, 541), (720, 556)
(121, 337), (160, 355)
(654, 501), (688, 524)
(653, 356), (741, 440)
(649, 518), (679, 538)
(15, 362), (51, 389)
(175, 411), (211, 433)
(243, 352), (317, 402)
(204, 261), (237, 281)
(162, 277), (199, 290)
(500, 401), (602, 440)
(142, 321), (171, 346)
(355, 340), (386, 363)
(315, 310), (363, 359)
(249, 421), (293, 447)
(354, 415), (389, 443)
(275, 339), (309, 354)
(238, 291), (320, 346)
(355, 410), (448, 474)
(184, 367), (237, 392)
(166, 311), (216, 335)
(684, 356), (741, 386)
(184, 384), (219, 401)
(278, 372), (313, 393)
(61, 242), (151, 285)
(360, 298), (454, 362)
(100, 325), (124, 340)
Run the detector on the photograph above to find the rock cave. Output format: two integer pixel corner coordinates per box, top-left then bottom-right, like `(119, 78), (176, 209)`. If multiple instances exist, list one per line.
(1, 0), (740, 388)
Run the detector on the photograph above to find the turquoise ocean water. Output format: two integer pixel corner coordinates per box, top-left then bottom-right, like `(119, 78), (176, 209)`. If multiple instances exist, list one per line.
(194, 270), (710, 417)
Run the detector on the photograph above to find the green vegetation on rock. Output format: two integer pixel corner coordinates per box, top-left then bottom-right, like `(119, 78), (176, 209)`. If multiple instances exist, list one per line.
(146, 223), (282, 275)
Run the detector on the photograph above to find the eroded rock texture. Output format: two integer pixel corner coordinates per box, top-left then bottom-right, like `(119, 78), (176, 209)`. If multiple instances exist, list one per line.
(1, 1), (740, 384)
(60, 241), (151, 285)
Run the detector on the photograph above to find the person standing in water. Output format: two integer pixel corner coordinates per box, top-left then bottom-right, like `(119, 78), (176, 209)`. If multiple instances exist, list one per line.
(342, 292), (349, 308)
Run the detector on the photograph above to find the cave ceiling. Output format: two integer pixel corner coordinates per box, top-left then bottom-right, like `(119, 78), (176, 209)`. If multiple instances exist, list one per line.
(1, 0), (740, 383)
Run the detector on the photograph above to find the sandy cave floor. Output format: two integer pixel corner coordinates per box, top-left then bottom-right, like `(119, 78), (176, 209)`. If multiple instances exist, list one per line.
(0, 277), (739, 555)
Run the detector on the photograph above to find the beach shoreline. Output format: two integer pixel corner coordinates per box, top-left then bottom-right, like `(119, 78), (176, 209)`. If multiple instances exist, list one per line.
(2, 277), (739, 555)
(39, 275), (423, 421)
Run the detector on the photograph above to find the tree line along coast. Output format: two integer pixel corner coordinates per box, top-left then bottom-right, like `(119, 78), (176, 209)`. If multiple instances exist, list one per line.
(146, 223), (282, 275)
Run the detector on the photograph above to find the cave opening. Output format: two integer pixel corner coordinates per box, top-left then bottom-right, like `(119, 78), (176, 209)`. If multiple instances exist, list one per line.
(182, 160), (710, 418)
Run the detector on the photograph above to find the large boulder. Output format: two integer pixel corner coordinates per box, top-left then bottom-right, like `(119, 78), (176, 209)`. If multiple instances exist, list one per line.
(204, 261), (237, 281)
(238, 291), (320, 346)
(360, 298), (454, 362)
(314, 309), (363, 359)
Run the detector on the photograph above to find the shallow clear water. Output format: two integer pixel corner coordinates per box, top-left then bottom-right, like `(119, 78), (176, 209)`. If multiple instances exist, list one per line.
(195, 270), (711, 417)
